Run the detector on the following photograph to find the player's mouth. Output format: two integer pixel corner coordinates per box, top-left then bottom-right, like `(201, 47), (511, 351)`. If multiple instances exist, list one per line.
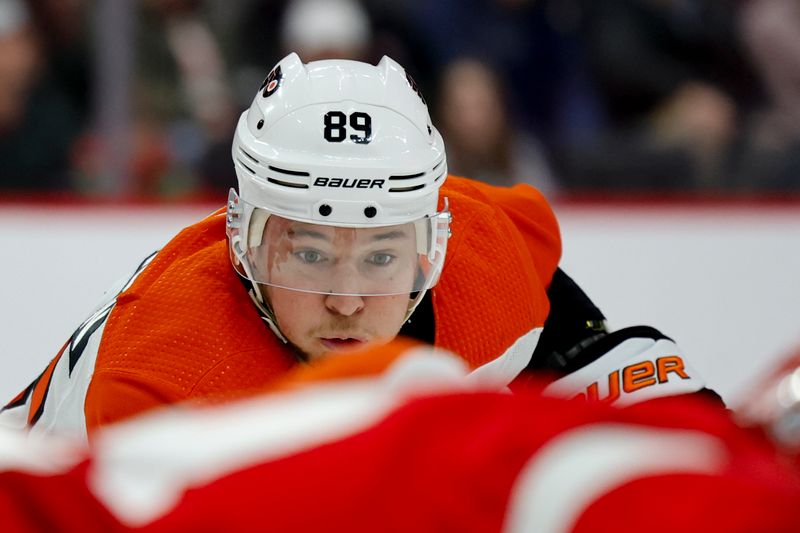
(320, 337), (366, 351)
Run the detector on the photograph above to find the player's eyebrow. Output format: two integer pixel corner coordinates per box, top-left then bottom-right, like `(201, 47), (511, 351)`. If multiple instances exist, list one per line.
(287, 227), (410, 243)
(372, 230), (409, 242)
(288, 227), (330, 241)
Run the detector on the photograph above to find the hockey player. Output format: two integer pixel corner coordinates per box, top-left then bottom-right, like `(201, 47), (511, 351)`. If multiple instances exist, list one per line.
(0, 339), (796, 532)
(1, 54), (708, 440)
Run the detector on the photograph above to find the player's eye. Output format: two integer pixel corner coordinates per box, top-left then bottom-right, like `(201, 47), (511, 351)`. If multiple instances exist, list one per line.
(367, 253), (395, 266)
(294, 250), (327, 264)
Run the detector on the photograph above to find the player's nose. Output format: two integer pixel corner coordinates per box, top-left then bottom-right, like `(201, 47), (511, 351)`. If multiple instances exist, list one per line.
(324, 294), (365, 316)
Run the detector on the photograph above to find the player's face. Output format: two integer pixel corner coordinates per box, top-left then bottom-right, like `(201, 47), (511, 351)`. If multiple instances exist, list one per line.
(260, 218), (417, 360)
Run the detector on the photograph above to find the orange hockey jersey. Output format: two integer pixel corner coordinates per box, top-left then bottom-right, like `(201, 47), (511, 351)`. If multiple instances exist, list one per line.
(0, 176), (561, 438)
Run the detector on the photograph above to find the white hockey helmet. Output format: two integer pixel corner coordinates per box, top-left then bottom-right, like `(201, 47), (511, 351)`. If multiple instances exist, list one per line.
(227, 53), (450, 303)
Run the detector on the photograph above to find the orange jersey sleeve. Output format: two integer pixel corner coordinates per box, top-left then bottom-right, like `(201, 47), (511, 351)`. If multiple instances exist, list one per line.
(458, 178), (562, 288)
(84, 211), (297, 431)
(432, 176), (561, 369)
(85, 370), (184, 429)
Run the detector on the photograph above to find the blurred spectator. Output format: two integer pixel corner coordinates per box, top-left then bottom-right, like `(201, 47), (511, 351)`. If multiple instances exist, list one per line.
(399, 0), (588, 144)
(234, 0), (371, 91)
(281, 0), (371, 62)
(735, 0), (800, 191)
(436, 58), (557, 195)
(26, 0), (92, 117)
(72, 0), (239, 197)
(0, 0), (83, 192)
(230, 0), (290, 109)
(560, 0), (763, 191)
(223, 0), (377, 195)
(134, 0), (237, 196)
(4, 0), (797, 198)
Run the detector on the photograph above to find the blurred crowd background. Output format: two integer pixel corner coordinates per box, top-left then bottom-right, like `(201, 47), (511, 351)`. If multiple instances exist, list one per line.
(1, 0), (799, 201)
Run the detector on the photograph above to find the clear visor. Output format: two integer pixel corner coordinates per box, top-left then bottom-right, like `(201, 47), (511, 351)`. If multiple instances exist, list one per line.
(227, 197), (449, 297)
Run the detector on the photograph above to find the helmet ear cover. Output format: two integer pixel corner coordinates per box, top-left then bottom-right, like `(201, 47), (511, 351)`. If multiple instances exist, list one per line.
(248, 209), (270, 249)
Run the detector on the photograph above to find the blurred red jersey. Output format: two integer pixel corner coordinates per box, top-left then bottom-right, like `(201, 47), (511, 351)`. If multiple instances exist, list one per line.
(1, 341), (798, 532)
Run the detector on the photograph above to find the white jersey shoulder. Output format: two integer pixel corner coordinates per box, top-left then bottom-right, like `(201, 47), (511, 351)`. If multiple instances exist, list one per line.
(0, 252), (158, 443)
(543, 330), (707, 406)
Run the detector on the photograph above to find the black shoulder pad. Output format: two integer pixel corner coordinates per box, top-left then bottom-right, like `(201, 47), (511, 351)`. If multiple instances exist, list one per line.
(551, 325), (673, 374)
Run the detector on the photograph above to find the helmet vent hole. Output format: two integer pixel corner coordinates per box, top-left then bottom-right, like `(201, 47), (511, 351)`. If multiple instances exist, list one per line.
(239, 148), (260, 164)
(256, 119), (264, 130)
(388, 184), (426, 193)
(268, 165), (310, 177)
(236, 158), (256, 175)
(319, 204), (332, 216)
(364, 206), (377, 218)
(388, 171), (425, 181)
(267, 177), (309, 189)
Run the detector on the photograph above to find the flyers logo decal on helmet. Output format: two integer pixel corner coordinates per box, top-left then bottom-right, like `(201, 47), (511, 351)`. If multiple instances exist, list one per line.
(405, 71), (425, 105)
(260, 65), (283, 98)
